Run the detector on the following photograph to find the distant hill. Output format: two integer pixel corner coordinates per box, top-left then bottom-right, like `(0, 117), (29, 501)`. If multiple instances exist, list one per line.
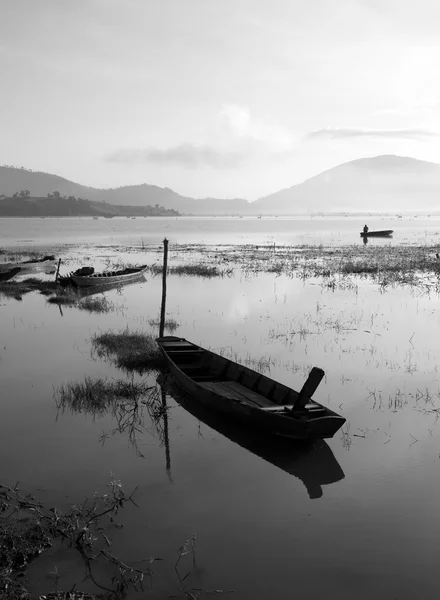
(0, 193), (180, 218)
(253, 155), (440, 214)
(2, 155), (440, 215)
(0, 166), (250, 215)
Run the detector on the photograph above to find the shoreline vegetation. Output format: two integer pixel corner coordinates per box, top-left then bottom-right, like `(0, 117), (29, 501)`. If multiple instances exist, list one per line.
(2, 243), (440, 299)
(0, 192), (180, 218)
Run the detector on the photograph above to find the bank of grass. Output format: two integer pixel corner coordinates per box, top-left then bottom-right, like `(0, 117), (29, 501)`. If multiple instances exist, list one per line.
(92, 328), (165, 373)
(0, 514), (51, 600)
(148, 316), (180, 333)
(55, 376), (153, 414)
(203, 243), (440, 289)
(0, 278), (57, 300)
(47, 289), (113, 313)
(149, 263), (230, 277)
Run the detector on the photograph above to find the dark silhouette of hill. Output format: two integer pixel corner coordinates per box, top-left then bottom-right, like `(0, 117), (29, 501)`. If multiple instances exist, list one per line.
(0, 166), (249, 215)
(253, 155), (440, 214)
(0, 193), (180, 217)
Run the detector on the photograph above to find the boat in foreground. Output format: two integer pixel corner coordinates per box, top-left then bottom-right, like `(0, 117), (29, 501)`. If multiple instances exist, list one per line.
(65, 265), (148, 287)
(157, 336), (346, 440)
(360, 230), (393, 237)
(0, 255), (57, 274)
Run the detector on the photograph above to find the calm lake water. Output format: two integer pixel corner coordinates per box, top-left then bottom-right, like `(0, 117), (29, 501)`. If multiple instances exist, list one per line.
(1, 214), (440, 247)
(2, 216), (440, 599)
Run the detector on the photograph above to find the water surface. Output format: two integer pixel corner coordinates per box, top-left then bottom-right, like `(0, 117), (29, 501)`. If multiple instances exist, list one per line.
(1, 220), (440, 598)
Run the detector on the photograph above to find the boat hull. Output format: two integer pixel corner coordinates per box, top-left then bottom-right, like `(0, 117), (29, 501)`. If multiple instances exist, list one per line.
(69, 266), (148, 287)
(0, 260), (57, 274)
(0, 267), (21, 282)
(360, 230), (393, 237)
(157, 336), (345, 440)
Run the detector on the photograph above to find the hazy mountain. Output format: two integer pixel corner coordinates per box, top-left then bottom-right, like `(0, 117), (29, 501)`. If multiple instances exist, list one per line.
(253, 155), (440, 214)
(2, 155), (440, 216)
(0, 166), (249, 215)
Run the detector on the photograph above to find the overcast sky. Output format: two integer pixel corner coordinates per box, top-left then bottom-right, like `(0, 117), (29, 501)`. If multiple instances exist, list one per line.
(1, 0), (440, 199)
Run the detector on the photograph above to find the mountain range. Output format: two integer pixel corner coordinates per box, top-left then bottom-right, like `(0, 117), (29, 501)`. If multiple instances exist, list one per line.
(1, 155), (440, 216)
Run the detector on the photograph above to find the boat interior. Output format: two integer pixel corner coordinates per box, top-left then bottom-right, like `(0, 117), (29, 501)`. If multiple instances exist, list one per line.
(160, 339), (327, 415)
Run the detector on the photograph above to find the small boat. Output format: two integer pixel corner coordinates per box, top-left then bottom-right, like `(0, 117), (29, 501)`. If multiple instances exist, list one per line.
(157, 336), (346, 440)
(360, 230), (393, 237)
(0, 255), (57, 274)
(0, 267), (21, 282)
(65, 265), (148, 287)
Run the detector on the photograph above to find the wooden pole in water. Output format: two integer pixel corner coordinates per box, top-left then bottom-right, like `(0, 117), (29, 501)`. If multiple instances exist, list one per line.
(159, 238), (168, 338)
(160, 385), (172, 478)
(55, 258), (62, 283)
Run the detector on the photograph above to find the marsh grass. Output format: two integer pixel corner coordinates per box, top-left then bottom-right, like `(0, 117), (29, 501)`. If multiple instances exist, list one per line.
(47, 289), (114, 313)
(176, 243), (440, 291)
(55, 377), (167, 457)
(79, 296), (112, 313)
(0, 250), (42, 262)
(0, 279), (57, 299)
(92, 328), (165, 373)
(149, 263), (230, 277)
(55, 376), (151, 413)
(148, 316), (180, 333)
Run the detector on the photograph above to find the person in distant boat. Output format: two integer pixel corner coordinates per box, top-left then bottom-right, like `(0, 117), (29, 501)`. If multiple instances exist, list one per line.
(363, 225), (369, 234)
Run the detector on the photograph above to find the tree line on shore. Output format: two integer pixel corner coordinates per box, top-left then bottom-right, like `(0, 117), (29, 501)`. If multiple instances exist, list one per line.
(0, 190), (181, 217)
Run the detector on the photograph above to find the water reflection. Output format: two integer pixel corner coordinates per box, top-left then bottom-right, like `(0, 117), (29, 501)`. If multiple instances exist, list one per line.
(161, 375), (345, 499)
(54, 378), (168, 460)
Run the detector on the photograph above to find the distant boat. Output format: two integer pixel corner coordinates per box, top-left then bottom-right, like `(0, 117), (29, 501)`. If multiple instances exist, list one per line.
(0, 267), (21, 282)
(0, 255), (57, 275)
(63, 265), (148, 288)
(157, 336), (346, 440)
(360, 230), (393, 238)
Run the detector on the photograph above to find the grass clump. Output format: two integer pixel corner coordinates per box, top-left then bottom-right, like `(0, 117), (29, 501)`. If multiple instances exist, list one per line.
(47, 290), (113, 313)
(0, 514), (51, 600)
(92, 329), (165, 373)
(148, 317), (180, 333)
(0, 279), (57, 300)
(78, 296), (112, 313)
(55, 376), (152, 414)
(148, 263), (228, 277)
(170, 264), (223, 277)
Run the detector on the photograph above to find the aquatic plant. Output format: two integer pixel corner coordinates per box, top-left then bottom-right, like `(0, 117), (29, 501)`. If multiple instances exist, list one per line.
(92, 328), (165, 373)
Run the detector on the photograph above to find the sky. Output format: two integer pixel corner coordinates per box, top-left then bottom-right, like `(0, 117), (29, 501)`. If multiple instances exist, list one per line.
(2, 0), (440, 200)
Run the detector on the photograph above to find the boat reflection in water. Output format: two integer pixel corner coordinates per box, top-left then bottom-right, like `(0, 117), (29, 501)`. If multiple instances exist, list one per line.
(161, 375), (345, 499)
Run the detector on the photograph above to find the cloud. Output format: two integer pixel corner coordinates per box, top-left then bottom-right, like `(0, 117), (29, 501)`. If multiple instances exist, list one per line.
(304, 127), (440, 141)
(105, 145), (243, 169)
(105, 105), (295, 170)
(215, 105), (294, 153)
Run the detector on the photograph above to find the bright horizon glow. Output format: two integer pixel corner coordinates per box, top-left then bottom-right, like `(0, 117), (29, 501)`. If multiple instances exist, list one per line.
(1, 0), (440, 200)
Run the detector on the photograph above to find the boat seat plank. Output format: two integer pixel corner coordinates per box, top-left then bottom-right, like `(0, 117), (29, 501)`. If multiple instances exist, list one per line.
(161, 341), (197, 348)
(262, 403), (326, 412)
(167, 349), (204, 355)
(198, 381), (274, 408)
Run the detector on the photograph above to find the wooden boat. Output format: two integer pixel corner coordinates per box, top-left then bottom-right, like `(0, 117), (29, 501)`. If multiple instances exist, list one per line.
(0, 255), (57, 274)
(66, 265), (148, 287)
(360, 230), (393, 237)
(0, 267), (21, 282)
(157, 336), (346, 440)
(161, 374), (345, 498)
